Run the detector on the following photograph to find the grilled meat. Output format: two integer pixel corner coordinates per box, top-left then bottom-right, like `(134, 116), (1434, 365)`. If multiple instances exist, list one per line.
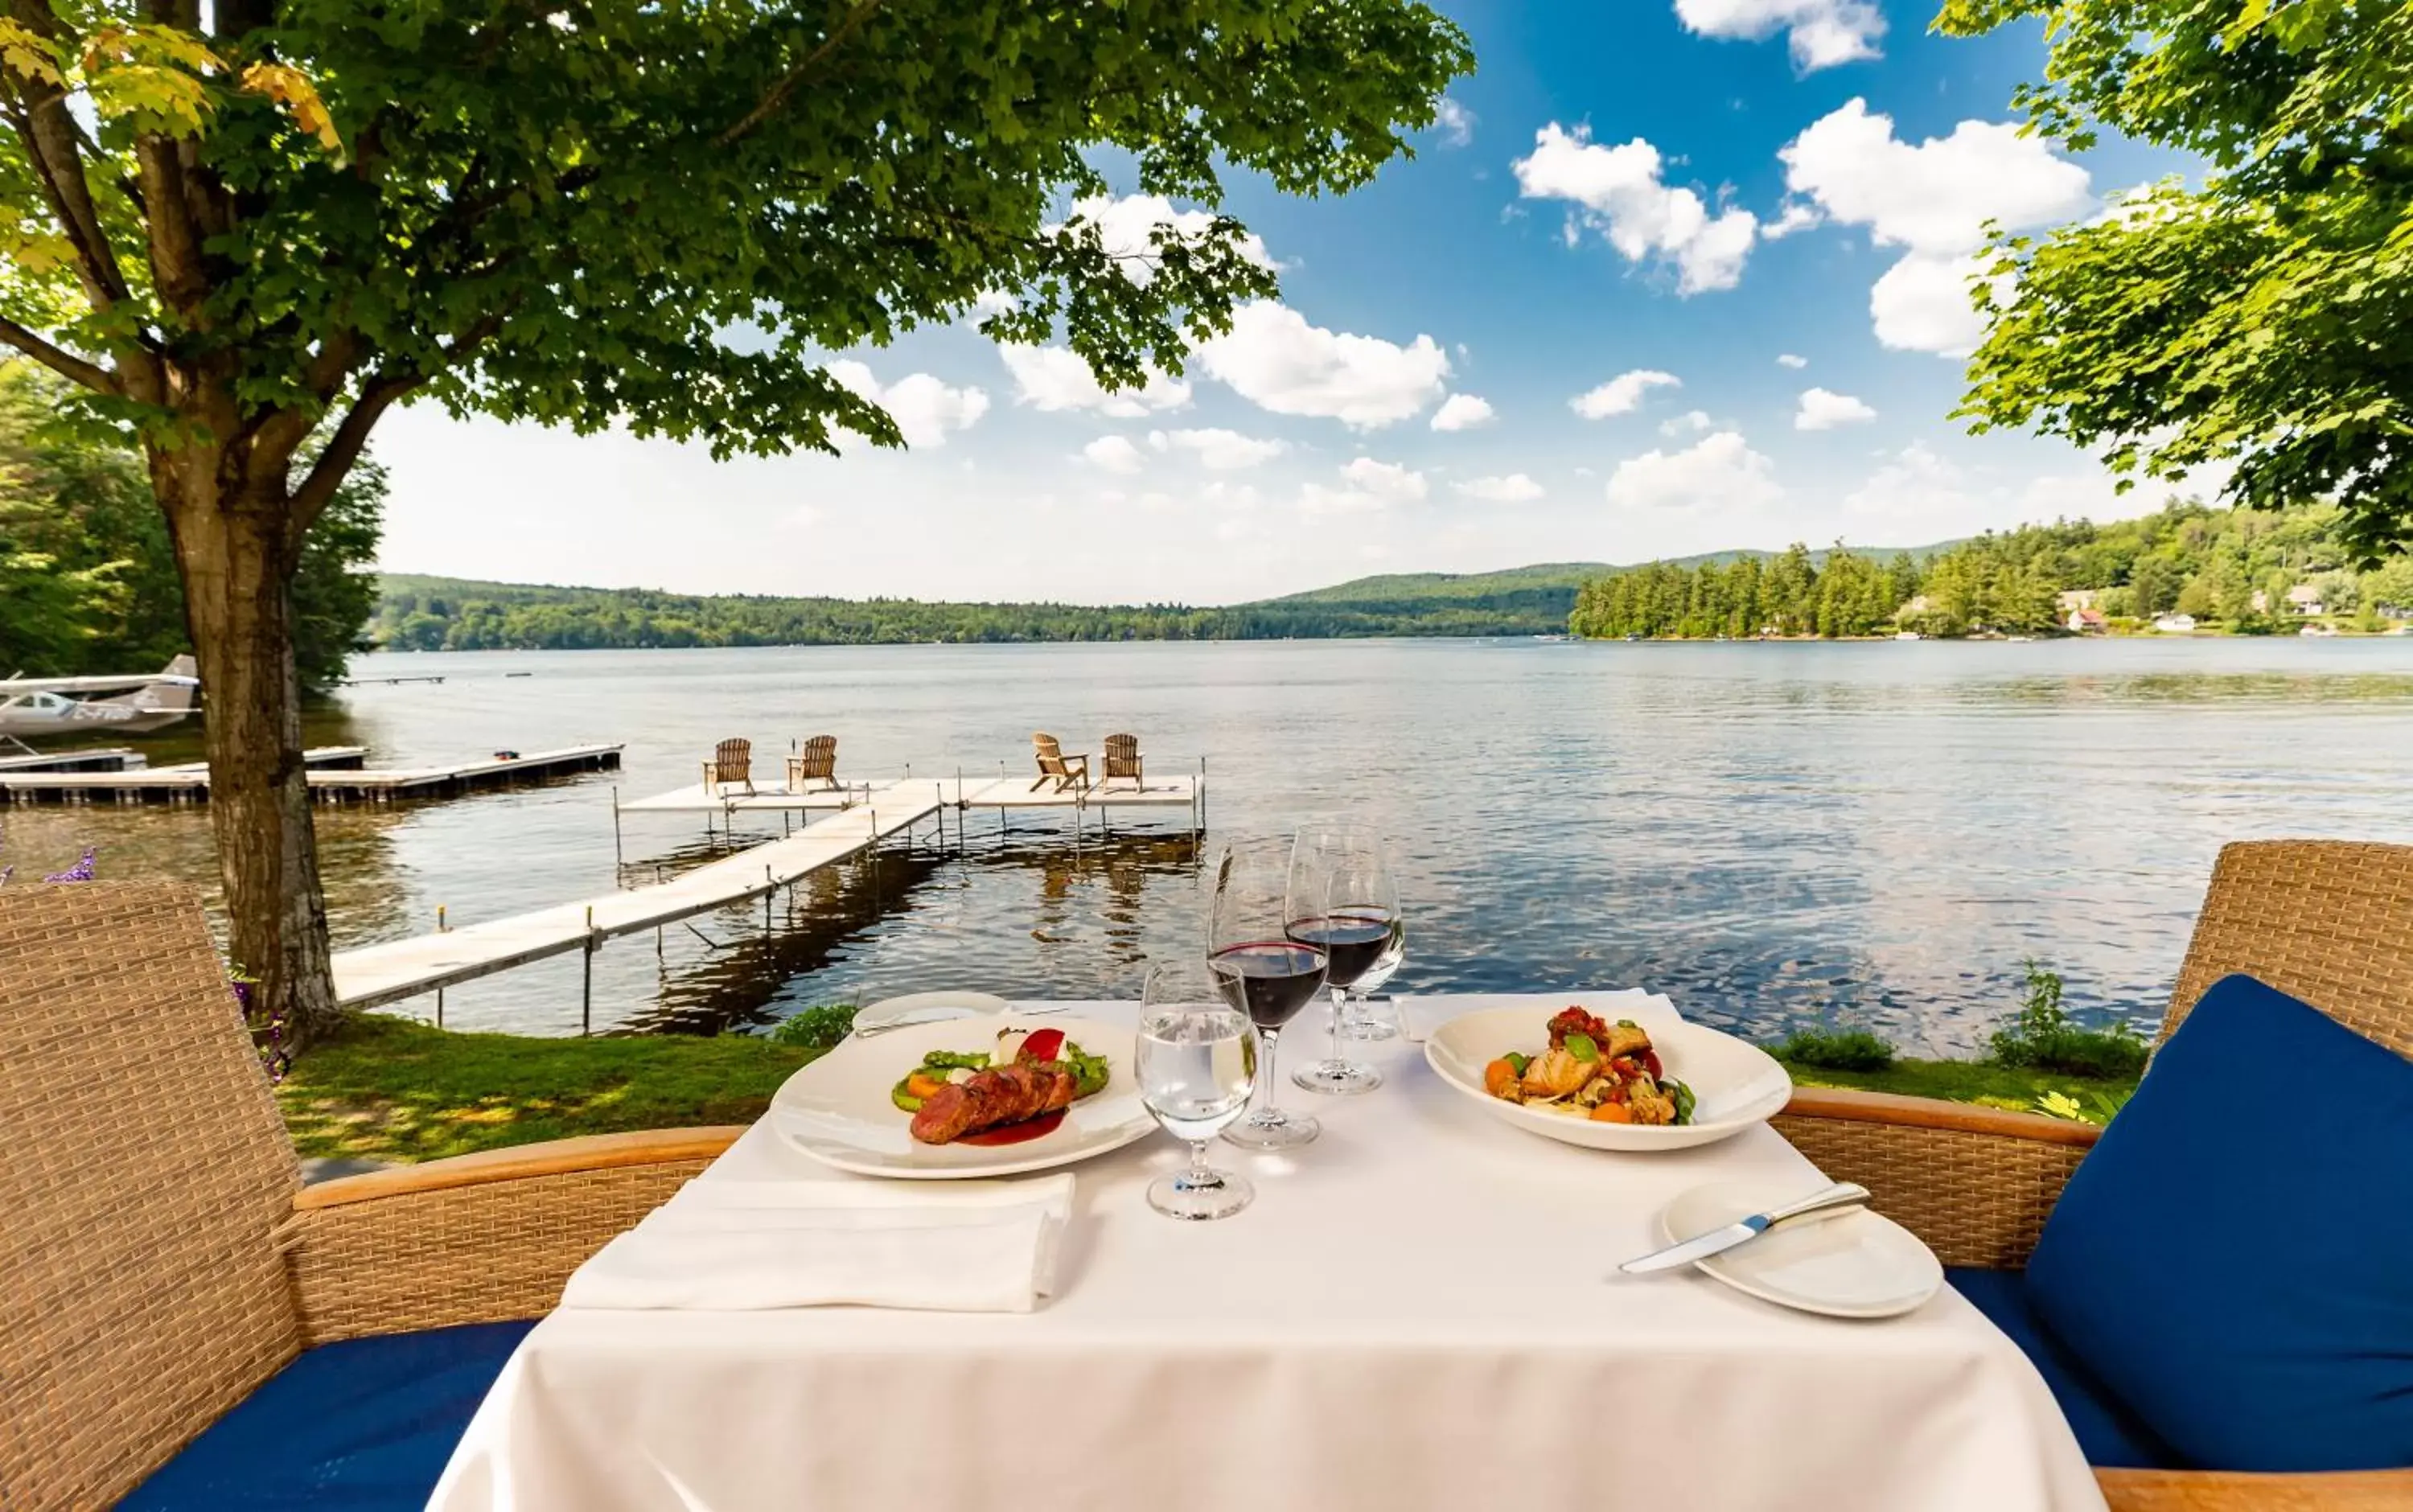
(909, 1060), (1080, 1144)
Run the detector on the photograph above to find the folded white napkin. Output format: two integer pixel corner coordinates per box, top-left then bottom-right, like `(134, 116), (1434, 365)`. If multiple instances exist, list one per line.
(561, 1174), (1075, 1315)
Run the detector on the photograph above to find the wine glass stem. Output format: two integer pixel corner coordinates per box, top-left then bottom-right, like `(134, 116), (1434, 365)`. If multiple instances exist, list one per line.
(1329, 984), (1347, 1062)
(1260, 1026), (1281, 1116)
(1187, 1138), (1214, 1183)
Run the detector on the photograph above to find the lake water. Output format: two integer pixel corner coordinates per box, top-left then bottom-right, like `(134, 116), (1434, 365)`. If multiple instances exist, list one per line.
(14, 637), (2413, 1054)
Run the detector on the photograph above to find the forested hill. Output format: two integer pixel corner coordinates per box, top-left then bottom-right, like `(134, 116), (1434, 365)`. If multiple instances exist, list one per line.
(376, 545), (1958, 651)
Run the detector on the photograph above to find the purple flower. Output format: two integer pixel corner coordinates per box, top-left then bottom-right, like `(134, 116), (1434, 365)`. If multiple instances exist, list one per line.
(43, 848), (95, 883)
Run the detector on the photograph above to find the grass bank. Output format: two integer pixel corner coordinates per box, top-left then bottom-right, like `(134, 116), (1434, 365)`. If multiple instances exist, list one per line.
(1774, 1055), (2138, 1122)
(277, 1015), (823, 1163)
(277, 1016), (2144, 1165)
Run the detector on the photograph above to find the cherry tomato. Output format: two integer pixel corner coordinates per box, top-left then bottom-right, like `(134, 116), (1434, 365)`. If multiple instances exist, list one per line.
(1021, 1028), (1067, 1063)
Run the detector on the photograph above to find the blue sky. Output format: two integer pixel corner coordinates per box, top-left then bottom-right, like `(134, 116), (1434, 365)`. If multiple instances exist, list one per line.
(376, 0), (2196, 605)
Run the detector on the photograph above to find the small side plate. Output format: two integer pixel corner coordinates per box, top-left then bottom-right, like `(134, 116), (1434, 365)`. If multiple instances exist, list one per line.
(1657, 1179), (1942, 1319)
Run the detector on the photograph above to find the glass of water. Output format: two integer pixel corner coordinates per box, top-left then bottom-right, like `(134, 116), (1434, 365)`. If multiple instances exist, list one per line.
(1137, 960), (1259, 1221)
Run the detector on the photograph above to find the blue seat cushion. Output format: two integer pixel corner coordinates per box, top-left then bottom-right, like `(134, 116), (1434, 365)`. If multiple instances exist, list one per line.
(1948, 1268), (2180, 1469)
(2025, 973), (2413, 1473)
(122, 1319), (533, 1510)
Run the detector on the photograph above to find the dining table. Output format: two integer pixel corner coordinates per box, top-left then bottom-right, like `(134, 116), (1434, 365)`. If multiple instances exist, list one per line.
(430, 992), (2106, 1512)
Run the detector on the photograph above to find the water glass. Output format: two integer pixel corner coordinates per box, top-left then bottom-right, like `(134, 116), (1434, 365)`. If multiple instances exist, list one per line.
(1137, 962), (1258, 1220)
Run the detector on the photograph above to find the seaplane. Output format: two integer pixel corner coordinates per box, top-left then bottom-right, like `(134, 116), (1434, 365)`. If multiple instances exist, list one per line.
(0, 655), (200, 751)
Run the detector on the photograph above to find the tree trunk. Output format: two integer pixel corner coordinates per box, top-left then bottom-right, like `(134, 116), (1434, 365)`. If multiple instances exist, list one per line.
(159, 454), (340, 1044)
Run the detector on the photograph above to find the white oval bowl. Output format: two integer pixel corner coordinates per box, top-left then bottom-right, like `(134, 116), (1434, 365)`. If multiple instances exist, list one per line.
(1424, 1005), (1791, 1152)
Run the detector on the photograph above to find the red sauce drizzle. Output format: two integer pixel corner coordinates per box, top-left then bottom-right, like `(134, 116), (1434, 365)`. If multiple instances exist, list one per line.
(959, 1111), (1067, 1147)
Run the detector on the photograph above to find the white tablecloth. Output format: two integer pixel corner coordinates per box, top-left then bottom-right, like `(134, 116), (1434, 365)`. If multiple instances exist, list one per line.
(432, 993), (2103, 1512)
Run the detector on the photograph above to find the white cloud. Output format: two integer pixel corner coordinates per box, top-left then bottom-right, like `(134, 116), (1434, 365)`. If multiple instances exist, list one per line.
(1053, 193), (1272, 285)
(999, 345), (1192, 417)
(1660, 409), (1714, 437)
(824, 361), (990, 447)
(1338, 457), (1428, 502)
(1197, 302), (1450, 427)
(1149, 428), (1287, 470)
(1455, 473), (1545, 503)
(1777, 353), (1809, 369)
(1868, 251), (2007, 357)
(1795, 387), (1877, 430)
(1434, 97), (1475, 147)
(1572, 368), (1681, 419)
(1082, 435), (1146, 474)
(1761, 200), (1823, 238)
(1605, 430), (1781, 511)
(1781, 100), (2091, 355)
(1513, 124), (1760, 294)
(1430, 393), (1497, 432)
(1301, 457), (1428, 515)
(1675, 0), (1885, 72)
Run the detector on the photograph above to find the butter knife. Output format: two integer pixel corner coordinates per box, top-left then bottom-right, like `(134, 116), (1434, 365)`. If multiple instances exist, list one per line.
(1618, 1182), (1872, 1275)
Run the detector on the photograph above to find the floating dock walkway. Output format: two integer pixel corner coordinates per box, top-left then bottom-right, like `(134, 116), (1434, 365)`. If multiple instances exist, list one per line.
(332, 791), (940, 1010)
(0, 742), (618, 806)
(339, 764), (1204, 1016)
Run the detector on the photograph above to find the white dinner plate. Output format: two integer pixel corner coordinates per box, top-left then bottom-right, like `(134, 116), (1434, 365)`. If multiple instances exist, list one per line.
(1658, 1179), (1943, 1319)
(849, 990), (1013, 1037)
(771, 1014), (1155, 1179)
(1423, 1004), (1791, 1151)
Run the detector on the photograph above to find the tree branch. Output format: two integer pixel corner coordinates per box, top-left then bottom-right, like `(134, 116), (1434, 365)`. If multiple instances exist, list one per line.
(136, 136), (212, 318)
(0, 314), (118, 393)
(713, 0), (885, 150)
(286, 373), (420, 540)
(3, 0), (136, 311)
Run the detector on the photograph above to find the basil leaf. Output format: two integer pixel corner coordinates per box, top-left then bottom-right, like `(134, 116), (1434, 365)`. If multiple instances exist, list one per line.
(1565, 1032), (1599, 1062)
(1505, 1051), (1531, 1076)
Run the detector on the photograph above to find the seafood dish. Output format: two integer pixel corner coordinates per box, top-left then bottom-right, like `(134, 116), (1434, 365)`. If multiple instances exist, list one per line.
(892, 1025), (1110, 1144)
(1481, 1007), (1697, 1125)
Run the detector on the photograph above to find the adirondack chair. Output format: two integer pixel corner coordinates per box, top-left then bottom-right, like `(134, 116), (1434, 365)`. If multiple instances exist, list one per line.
(1030, 733), (1089, 793)
(0, 883), (736, 1510)
(1775, 840), (2413, 1512)
(1101, 733), (1143, 790)
(787, 735), (840, 793)
(701, 738), (754, 799)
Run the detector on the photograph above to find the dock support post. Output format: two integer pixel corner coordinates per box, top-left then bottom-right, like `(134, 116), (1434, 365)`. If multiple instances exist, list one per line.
(434, 905), (448, 1028)
(611, 786), (623, 865)
(582, 906), (596, 1037)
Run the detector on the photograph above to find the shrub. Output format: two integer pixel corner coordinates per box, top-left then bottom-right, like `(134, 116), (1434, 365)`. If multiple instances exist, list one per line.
(1774, 1026), (1897, 1071)
(768, 1004), (857, 1050)
(1989, 963), (2150, 1080)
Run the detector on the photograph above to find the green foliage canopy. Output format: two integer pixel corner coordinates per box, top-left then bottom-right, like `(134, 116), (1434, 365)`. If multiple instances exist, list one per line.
(1940, 0), (2413, 563)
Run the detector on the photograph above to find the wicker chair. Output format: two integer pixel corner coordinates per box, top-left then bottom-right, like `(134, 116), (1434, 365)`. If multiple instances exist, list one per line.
(1030, 732), (1089, 794)
(0, 883), (737, 1510)
(701, 736), (754, 798)
(1775, 840), (2413, 1512)
(1101, 733), (1143, 790)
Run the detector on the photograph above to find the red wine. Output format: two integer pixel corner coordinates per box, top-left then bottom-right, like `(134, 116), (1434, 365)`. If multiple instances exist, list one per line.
(1288, 914), (1398, 990)
(1210, 941), (1327, 1029)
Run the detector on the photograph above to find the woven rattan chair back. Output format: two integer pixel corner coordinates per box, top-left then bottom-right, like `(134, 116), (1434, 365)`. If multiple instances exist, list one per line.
(795, 735), (837, 783)
(0, 883), (302, 1510)
(710, 738), (751, 783)
(2164, 840), (2413, 1056)
(1103, 733), (1141, 782)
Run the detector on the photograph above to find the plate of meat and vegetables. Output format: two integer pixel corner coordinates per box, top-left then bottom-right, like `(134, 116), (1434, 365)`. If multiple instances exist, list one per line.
(1424, 1005), (1791, 1152)
(771, 1017), (1154, 1178)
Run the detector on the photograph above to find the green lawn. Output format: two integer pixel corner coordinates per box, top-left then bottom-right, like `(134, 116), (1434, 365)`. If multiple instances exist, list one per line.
(1776, 1055), (2139, 1122)
(277, 1015), (2142, 1165)
(277, 1015), (823, 1163)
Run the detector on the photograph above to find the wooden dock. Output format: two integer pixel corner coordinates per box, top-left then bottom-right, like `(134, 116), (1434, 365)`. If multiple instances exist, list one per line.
(0, 742), (618, 806)
(619, 771), (1202, 816)
(332, 794), (940, 1010)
